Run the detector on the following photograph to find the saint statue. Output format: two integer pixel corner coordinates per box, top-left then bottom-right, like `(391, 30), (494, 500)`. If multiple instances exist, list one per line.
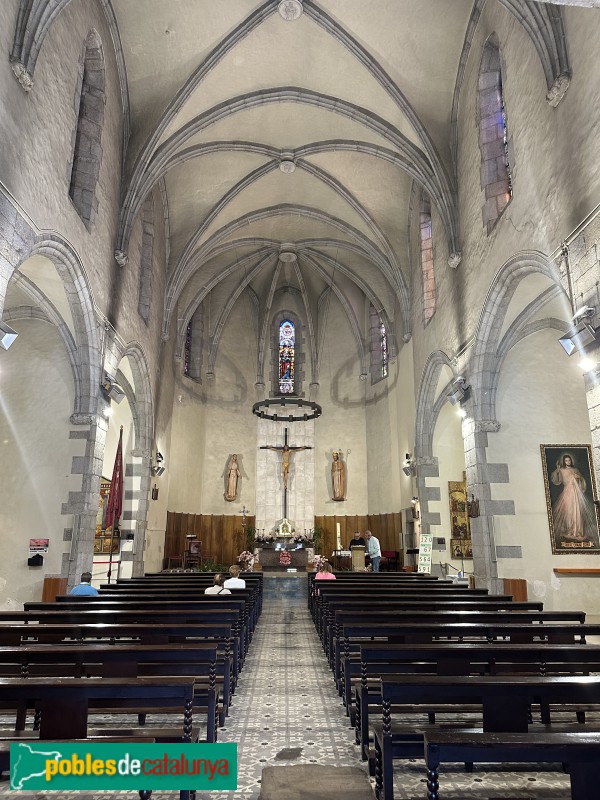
(331, 451), (346, 501)
(225, 454), (240, 501)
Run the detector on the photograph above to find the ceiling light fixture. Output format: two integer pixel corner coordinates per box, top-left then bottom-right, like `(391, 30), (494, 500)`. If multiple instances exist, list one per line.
(252, 396), (322, 422)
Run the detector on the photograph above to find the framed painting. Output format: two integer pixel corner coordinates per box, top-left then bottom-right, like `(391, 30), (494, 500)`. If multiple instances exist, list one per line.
(540, 444), (600, 554)
(95, 477), (111, 535)
(448, 478), (471, 559)
(450, 538), (473, 560)
(101, 537), (120, 554)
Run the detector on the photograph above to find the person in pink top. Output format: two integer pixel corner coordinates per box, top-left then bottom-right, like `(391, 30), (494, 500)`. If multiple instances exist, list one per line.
(315, 561), (336, 580)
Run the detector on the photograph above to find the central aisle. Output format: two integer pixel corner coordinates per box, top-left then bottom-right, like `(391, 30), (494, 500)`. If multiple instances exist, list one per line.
(208, 574), (365, 799)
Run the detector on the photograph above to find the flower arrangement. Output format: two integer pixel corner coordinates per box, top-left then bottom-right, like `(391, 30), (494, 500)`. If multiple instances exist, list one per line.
(292, 531), (313, 544)
(255, 531), (275, 543)
(237, 550), (255, 571)
(313, 554), (328, 572)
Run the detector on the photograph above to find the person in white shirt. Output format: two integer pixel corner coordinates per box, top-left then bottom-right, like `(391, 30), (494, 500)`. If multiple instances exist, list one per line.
(223, 564), (246, 589)
(204, 573), (231, 594)
(365, 530), (381, 572)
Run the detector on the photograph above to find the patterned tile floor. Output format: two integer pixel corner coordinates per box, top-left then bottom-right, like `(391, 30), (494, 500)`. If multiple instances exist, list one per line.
(0, 574), (574, 799)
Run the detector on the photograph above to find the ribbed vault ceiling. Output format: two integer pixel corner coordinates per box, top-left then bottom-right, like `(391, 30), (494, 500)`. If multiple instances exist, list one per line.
(99, 0), (565, 369)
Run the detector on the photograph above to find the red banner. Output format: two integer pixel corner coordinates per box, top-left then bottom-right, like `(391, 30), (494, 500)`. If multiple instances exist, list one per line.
(104, 426), (123, 532)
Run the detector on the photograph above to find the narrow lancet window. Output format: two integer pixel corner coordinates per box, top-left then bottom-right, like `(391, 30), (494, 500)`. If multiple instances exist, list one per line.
(478, 33), (512, 233)
(420, 192), (435, 324)
(279, 320), (295, 394)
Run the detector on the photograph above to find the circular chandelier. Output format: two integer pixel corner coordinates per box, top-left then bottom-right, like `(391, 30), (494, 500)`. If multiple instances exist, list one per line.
(252, 396), (322, 422)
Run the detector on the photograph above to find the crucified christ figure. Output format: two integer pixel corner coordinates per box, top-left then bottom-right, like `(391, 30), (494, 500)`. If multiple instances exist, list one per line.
(260, 428), (312, 490)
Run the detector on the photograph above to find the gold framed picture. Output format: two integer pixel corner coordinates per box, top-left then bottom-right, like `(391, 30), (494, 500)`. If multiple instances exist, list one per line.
(540, 444), (600, 554)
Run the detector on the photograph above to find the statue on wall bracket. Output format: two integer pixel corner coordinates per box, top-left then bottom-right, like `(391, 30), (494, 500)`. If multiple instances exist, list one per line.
(225, 454), (240, 501)
(332, 451), (346, 501)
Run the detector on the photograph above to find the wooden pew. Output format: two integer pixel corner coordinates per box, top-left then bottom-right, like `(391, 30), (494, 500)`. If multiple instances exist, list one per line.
(0, 622), (239, 687)
(424, 730), (600, 800)
(0, 676), (199, 800)
(373, 674), (600, 800)
(331, 620), (599, 692)
(14, 606), (249, 662)
(0, 675), (195, 740)
(327, 608), (585, 669)
(309, 581), (486, 615)
(317, 597), (545, 643)
(352, 642), (600, 760)
(0, 642), (225, 738)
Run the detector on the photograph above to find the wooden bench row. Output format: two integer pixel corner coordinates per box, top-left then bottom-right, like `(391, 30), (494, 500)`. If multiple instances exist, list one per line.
(310, 572), (600, 800)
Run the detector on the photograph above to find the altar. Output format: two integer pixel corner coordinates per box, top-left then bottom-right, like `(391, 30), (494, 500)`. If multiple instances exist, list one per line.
(257, 542), (309, 571)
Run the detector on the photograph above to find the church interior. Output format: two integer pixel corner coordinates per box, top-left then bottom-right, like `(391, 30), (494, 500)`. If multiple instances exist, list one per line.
(2, 1), (600, 797)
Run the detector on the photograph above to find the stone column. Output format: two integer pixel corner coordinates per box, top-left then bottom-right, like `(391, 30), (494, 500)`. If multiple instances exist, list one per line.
(63, 412), (108, 588)
(462, 415), (514, 593)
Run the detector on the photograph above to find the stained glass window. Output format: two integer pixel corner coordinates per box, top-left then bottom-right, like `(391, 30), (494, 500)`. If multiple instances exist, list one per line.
(183, 321), (192, 376)
(380, 321), (388, 378)
(279, 320), (295, 394)
(501, 91), (513, 198)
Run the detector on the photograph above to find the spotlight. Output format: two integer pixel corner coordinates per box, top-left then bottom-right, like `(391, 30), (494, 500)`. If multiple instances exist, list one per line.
(402, 453), (416, 476)
(101, 374), (126, 403)
(0, 320), (18, 351)
(559, 307), (598, 356)
(152, 451), (166, 476)
(457, 407), (467, 418)
(559, 325), (597, 356)
(446, 376), (469, 405)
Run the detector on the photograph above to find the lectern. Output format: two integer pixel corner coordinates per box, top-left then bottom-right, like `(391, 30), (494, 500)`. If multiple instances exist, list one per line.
(351, 545), (366, 572)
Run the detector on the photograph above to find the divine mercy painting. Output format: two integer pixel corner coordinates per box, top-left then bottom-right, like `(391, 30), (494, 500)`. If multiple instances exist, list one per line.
(540, 444), (600, 554)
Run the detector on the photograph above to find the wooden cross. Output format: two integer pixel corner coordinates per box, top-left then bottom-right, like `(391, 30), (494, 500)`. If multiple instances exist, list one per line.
(260, 427), (312, 518)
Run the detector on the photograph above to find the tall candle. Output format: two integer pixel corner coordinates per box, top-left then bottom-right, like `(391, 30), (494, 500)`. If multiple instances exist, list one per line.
(336, 523), (340, 537)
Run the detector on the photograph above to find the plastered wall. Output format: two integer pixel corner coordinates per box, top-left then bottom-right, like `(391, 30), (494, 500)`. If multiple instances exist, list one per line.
(486, 329), (597, 612)
(0, 320), (76, 608)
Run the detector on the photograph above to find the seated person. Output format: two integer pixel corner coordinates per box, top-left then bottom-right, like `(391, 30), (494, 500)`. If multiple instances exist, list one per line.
(69, 571), (99, 596)
(315, 561), (336, 580)
(204, 573), (231, 594)
(349, 531), (366, 549)
(223, 564), (246, 589)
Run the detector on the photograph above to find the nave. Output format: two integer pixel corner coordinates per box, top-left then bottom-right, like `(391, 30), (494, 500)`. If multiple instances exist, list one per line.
(0, 573), (579, 799)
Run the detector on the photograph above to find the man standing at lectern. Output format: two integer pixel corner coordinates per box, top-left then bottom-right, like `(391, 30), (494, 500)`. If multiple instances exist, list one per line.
(349, 531), (366, 549)
(365, 530), (381, 572)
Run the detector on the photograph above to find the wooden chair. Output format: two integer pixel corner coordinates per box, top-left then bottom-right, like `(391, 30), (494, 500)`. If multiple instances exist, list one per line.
(164, 554), (183, 570)
(381, 550), (399, 571)
(184, 540), (202, 569)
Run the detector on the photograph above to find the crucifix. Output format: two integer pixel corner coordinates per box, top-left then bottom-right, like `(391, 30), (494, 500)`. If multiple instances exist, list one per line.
(260, 427), (312, 519)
